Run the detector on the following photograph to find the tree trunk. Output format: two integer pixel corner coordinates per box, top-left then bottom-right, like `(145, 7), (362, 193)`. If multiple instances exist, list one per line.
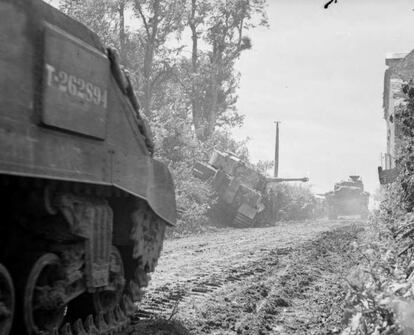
(189, 0), (204, 139)
(135, 0), (160, 117)
(118, 0), (126, 63)
(206, 41), (222, 138)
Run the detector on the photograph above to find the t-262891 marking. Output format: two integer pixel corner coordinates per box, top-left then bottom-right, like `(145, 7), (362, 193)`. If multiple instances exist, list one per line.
(45, 63), (108, 109)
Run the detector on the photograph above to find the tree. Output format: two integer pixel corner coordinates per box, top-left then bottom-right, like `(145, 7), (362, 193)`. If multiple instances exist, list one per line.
(60, 0), (127, 58)
(61, 0), (268, 141)
(182, 0), (268, 139)
(132, 0), (186, 117)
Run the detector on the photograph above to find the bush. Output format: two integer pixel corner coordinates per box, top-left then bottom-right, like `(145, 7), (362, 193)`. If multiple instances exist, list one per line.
(263, 183), (319, 222)
(166, 162), (216, 238)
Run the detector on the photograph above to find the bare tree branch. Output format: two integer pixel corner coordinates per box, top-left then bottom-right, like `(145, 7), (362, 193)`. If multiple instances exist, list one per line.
(134, 0), (150, 38)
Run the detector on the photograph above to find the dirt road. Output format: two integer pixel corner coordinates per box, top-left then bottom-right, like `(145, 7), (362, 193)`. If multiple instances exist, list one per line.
(133, 219), (365, 335)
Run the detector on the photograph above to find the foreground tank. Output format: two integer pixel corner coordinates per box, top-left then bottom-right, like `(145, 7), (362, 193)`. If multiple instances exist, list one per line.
(0, 1), (176, 334)
(325, 176), (369, 219)
(194, 150), (308, 227)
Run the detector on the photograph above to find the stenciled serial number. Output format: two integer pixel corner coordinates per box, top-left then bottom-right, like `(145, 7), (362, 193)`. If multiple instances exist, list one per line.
(45, 64), (108, 109)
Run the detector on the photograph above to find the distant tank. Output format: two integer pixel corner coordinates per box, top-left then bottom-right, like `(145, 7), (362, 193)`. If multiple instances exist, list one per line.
(0, 1), (176, 334)
(325, 176), (369, 219)
(193, 150), (308, 227)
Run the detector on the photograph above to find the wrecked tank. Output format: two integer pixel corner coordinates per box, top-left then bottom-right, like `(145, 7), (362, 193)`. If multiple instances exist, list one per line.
(325, 176), (369, 219)
(194, 150), (308, 227)
(0, 1), (176, 334)
(194, 151), (264, 227)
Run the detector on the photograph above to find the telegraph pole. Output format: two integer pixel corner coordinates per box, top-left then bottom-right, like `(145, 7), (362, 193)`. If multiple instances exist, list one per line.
(274, 121), (281, 177)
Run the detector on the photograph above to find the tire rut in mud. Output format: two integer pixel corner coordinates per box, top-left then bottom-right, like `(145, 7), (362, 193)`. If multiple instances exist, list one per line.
(178, 223), (364, 335)
(135, 246), (292, 320)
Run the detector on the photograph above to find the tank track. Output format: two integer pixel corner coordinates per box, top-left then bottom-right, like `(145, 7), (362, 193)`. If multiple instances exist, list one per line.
(0, 175), (167, 335)
(232, 212), (254, 227)
(47, 297), (137, 335)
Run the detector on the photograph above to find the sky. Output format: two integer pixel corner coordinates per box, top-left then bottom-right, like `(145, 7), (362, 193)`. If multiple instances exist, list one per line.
(232, 0), (414, 195)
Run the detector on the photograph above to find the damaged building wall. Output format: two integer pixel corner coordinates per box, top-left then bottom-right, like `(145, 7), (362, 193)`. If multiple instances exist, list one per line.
(382, 52), (407, 170)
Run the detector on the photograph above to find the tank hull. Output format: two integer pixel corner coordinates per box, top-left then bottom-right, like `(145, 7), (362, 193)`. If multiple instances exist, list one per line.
(0, 1), (176, 334)
(194, 151), (265, 227)
(326, 194), (369, 219)
(325, 177), (369, 219)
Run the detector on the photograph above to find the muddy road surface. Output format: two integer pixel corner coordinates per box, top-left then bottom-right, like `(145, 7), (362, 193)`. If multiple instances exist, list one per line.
(133, 219), (365, 335)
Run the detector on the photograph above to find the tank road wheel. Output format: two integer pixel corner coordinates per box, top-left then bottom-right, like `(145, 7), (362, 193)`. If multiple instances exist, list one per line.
(0, 264), (14, 335)
(24, 253), (66, 335)
(93, 246), (125, 313)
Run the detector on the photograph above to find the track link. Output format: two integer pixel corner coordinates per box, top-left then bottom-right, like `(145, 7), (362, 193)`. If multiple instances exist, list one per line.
(134, 247), (290, 321)
(232, 212), (254, 227)
(46, 295), (136, 335)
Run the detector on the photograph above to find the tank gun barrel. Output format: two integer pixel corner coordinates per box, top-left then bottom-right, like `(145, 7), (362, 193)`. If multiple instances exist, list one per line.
(266, 177), (309, 183)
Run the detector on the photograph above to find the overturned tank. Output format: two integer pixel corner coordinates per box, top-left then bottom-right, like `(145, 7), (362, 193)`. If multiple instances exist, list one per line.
(194, 150), (308, 227)
(325, 176), (369, 219)
(0, 1), (176, 334)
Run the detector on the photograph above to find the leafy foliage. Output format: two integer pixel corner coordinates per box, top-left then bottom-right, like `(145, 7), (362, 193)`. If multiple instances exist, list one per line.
(166, 163), (215, 238)
(263, 183), (320, 222)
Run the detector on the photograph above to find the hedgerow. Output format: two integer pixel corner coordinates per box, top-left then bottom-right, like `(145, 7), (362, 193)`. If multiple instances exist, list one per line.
(341, 83), (414, 335)
(262, 183), (320, 222)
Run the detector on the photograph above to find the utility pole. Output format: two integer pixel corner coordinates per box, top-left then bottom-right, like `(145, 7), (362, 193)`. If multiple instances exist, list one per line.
(274, 121), (281, 177)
